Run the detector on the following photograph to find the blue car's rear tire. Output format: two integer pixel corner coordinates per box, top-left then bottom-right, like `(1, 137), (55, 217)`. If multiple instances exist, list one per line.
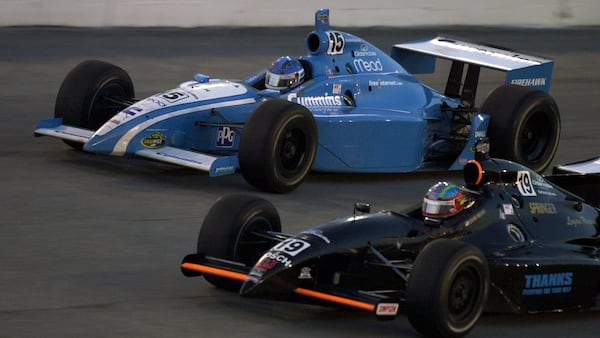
(406, 239), (489, 338)
(55, 60), (134, 149)
(239, 100), (317, 193)
(197, 194), (281, 291)
(482, 84), (560, 173)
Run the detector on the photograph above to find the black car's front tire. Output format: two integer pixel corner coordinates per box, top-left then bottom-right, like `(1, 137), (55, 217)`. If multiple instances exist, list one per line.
(55, 60), (135, 149)
(239, 99), (318, 193)
(406, 239), (489, 338)
(196, 194), (282, 291)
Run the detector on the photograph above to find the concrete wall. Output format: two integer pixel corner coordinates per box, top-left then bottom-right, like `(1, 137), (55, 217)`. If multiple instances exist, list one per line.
(1, 0), (599, 27)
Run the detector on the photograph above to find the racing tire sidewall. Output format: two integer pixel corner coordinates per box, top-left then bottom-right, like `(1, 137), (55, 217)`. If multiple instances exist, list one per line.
(239, 99), (317, 193)
(406, 239), (489, 338)
(196, 194), (281, 291)
(482, 84), (560, 173)
(55, 60), (134, 149)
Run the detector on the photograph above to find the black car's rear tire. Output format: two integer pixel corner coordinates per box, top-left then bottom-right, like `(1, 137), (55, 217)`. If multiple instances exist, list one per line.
(197, 194), (281, 291)
(481, 84), (560, 173)
(239, 99), (317, 193)
(55, 60), (135, 149)
(406, 239), (489, 338)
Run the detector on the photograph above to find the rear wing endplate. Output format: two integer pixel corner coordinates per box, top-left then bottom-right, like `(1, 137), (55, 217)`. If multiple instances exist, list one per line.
(391, 36), (554, 98)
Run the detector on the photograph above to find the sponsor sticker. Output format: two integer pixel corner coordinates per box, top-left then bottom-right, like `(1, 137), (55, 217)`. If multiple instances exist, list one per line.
(141, 132), (166, 149)
(263, 252), (292, 267)
(353, 58), (383, 72)
(511, 78), (547, 87)
(523, 272), (573, 295)
(298, 267), (313, 279)
(291, 95), (343, 107)
(216, 126), (235, 148)
(332, 83), (342, 94)
(528, 202), (558, 215)
(376, 303), (399, 316)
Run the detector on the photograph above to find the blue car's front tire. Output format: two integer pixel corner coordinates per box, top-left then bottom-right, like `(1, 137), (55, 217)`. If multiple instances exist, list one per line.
(54, 60), (135, 149)
(239, 100), (317, 193)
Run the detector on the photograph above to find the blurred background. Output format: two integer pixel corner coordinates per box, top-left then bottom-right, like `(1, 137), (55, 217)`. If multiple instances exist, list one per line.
(1, 0), (599, 27)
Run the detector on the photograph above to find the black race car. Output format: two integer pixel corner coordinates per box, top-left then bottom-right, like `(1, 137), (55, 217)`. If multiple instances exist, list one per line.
(181, 142), (600, 337)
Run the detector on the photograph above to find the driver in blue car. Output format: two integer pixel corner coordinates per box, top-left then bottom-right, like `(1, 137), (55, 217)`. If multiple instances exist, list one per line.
(265, 56), (305, 91)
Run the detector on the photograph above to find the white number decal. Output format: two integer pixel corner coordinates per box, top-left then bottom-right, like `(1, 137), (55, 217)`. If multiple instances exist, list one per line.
(161, 90), (189, 103)
(516, 171), (537, 196)
(273, 238), (311, 256)
(327, 31), (345, 55)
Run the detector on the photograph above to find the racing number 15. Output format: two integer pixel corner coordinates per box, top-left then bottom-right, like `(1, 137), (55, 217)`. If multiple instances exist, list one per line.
(273, 238), (310, 256)
(327, 31), (344, 55)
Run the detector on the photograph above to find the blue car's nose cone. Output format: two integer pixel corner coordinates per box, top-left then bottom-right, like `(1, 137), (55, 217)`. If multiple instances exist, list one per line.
(83, 133), (123, 155)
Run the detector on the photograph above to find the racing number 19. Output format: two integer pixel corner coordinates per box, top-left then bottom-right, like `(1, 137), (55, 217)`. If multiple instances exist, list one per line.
(517, 170), (537, 196)
(273, 238), (311, 256)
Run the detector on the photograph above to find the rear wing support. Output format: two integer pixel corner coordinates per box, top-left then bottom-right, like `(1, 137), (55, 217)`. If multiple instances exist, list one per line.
(391, 36), (553, 106)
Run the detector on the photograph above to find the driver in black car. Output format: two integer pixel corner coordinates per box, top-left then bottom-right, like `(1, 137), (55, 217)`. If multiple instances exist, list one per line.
(422, 181), (476, 225)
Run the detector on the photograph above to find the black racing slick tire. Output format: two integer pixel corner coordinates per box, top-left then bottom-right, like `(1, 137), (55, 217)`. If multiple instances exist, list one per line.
(481, 84), (560, 173)
(239, 99), (318, 193)
(196, 194), (282, 291)
(406, 239), (489, 338)
(55, 60), (135, 149)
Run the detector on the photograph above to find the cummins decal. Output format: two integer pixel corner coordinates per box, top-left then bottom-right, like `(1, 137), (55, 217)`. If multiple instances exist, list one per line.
(288, 94), (343, 106)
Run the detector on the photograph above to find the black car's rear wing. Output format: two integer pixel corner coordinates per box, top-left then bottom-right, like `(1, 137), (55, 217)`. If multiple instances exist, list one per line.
(391, 36), (554, 107)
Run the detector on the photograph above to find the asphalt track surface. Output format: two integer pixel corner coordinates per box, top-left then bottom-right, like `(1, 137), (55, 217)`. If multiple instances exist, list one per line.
(2, 25), (600, 337)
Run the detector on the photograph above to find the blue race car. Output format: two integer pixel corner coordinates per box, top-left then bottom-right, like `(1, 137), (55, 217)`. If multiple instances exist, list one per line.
(35, 8), (560, 193)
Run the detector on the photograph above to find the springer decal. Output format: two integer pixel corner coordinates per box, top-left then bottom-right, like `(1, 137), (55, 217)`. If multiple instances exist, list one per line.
(523, 272), (573, 296)
(528, 202), (558, 215)
(141, 132), (166, 149)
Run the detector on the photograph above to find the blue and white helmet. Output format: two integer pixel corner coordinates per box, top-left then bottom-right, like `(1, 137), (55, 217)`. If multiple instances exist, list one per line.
(265, 56), (305, 91)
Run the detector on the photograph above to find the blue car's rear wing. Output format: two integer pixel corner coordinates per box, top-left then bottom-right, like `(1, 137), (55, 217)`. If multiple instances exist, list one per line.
(391, 36), (553, 106)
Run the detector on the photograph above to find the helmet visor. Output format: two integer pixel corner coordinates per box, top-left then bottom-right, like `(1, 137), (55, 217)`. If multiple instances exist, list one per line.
(422, 198), (456, 217)
(265, 70), (304, 90)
